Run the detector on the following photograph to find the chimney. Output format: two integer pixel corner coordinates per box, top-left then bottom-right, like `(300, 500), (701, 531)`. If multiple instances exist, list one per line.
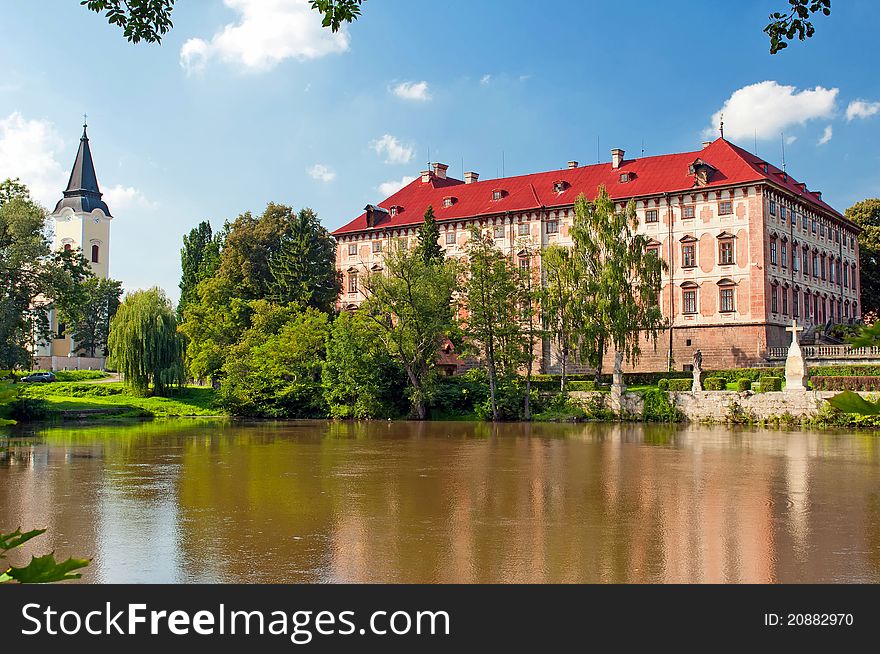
(702, 141), (712, 149)
(815, 190), (822, 200)
(464, 171), (480, 184)
(421, 170), (432, 183)
(611, 148), (625, 169)
(433, 162), (448, 179)
(568, 161), (579, 169)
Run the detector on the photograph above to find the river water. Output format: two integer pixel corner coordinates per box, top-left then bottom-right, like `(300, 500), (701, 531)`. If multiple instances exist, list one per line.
(1, 419), (879, 583)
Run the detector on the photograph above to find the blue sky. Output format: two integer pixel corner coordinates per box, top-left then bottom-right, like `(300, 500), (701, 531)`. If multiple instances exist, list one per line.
(1, 0), (878, 302)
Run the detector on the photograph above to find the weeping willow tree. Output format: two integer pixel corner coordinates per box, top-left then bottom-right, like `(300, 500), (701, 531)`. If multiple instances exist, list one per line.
(108, 287), (184, 396)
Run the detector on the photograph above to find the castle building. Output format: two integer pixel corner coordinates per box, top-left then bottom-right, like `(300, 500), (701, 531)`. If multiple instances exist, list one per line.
(331, 138), (861, 372)
(33, 122), (113, 369)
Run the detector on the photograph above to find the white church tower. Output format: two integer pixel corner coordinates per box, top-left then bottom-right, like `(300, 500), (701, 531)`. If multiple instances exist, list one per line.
(35, 121), (114, 364)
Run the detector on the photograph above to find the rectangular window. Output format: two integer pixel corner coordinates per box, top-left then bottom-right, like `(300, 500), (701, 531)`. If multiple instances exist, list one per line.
(719, 240), (734, 265)
(493, 225), (505, 239)
(801, 214), (807, 231)
(792, 249), (799, 272)
(718, 201), (733, 215)
(780, 206), (786, 220)
(683, 205), (695, 219)
(519, 258), (530, 271)
(546, 220), (559, 234)
(398, 239), (408, 251)
(813, 254), (819, 278)
(781, 241), (788, 268)
(802, 249), (809, 274)
(445, 232), (456, 245)
(720, 288), (735, 313)
(348, 272), (358, 294)
(647, 245), (660, 259)
(791, 211), (797, 227)
(348, 243), (357, 256)
(820, 224), (826, 238)
(821, 257), (826, 281)
(844, 265), (849, 288)
(771, 287), (778, 313)
(683, 290), (697, 314)
(770, 240), (778, 266)
(793, 292), (799, 318)
(372, 241), (381, 253)
(682, 244), (696, 268)
(782, 289), (789, 315)
(518, 222), (530, 236)
(812, 219), (817, 234)
(645, 209), (659, 223)
(769, 200), (777, 216)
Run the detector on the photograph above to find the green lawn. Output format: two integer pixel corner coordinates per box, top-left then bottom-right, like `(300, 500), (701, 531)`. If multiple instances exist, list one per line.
(1, 381), (223, 421)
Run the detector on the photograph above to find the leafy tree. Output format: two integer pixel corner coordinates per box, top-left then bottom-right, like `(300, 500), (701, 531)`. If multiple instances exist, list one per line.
(178, 220), (223, 318)
(540, 244), (581, 390)
(845, 198), (880, 318)
(60, 276), (123, 357)
(515, 239), (542, 419)
(569, 188), (666, 381)
(108, 287), (184, 396)
(765, 0), (831, 54)
(362, 243), (458, 420)
(81, 0), (175, 44)
(218, 302), (330, 418)
(0, 181), (91, 369)
(461, 227), (522, 421)
(322, 309), (406, 419)
(216, 203), (339, 312)
(267, 207), (340, 313)
(310, 0), (365, 32)
(414, 205), (443, 265)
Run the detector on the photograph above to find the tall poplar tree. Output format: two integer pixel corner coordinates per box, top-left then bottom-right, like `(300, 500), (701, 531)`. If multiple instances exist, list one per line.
(414, 205), (443, 265)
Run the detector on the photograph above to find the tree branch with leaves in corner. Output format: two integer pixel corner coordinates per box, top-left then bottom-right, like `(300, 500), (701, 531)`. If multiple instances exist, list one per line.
(765, 0), (831, 54)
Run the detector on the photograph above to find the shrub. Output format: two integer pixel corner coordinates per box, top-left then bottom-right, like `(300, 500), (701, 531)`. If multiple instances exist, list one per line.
(642, 389), (684, 422)
(432, 368), (489, 416)
(9, 397), (52, 422)
(568, 380), (599, 391)
(759, 376), (783, 392)
(810, 376), (880, 391)
(52, 370), (108, 382)
(657, 379), (669, 391)
(665, 379), (693, 392)
(736, 378), (752, 391)
(705, 377), (726, 391)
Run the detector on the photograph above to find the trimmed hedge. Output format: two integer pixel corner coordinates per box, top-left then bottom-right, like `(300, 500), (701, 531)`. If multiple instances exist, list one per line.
(759, 376), (783, 392)
(568, 380), (601, 391)
(810, 376), (880, 391)
(662, 378), (693, 391)
(705, 377), (726, 391)
(736, 379), (752, 391)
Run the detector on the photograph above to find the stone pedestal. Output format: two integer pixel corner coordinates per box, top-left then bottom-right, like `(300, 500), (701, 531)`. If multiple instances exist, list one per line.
(610, 351), (626, 412)
(784, 319), (808, 392)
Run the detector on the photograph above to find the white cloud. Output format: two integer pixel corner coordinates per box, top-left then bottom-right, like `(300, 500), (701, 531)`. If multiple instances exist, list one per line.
(103, 184), (156, 210)
(480, 74), (491, 85)
(817, 125), (833, 145)
(706, 80), (838, 140)
(378, 176), (416, 197)
(785, 135), (797, 145)
(307, 163), (336, 182)
(0, 112), (67, 208)
(391, 81), (431, 102)
(180, 0), (350, 74)
(846, 99), (880, 121)
(370, 134), (414, 165)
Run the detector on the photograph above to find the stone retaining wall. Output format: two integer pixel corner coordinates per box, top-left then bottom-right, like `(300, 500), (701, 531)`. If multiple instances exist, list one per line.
(570, 389), (843, 422)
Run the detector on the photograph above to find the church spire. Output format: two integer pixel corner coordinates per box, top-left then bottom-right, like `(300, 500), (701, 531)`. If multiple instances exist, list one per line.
(54, 119), (112, 216)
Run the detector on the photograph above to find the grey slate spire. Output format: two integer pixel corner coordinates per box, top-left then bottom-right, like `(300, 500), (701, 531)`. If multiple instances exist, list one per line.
(53, 121), (112, 216)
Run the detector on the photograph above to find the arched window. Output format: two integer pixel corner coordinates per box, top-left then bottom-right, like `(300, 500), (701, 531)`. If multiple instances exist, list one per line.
(91, 244), (100, 263)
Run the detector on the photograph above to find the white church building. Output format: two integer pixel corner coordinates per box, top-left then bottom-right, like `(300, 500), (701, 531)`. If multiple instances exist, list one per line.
(33, 122), (113, 370)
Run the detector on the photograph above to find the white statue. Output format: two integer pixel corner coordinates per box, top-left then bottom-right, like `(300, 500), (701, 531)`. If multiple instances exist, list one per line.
(784, 319), (807, 392)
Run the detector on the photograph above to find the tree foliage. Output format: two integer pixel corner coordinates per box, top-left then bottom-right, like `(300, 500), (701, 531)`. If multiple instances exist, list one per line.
(178, 220), (223, 318)
(218, 302), (330, 417)
(765, 0), (831, 54)
(310, 0), (365, 32)
(108, 287), (184, 396)
(461, 227), (524, 420)
(414, 205), (443, 265)
(845, 198), (880, 318)
(60, 276), (123, 357)
(81, 0), (175, 44)
(1, 528), (90, 584)
(362, 243), (457, 419)
(322, 309), (406, 419)
(0, 180), (92, 369)
(540, 244), (581, 390)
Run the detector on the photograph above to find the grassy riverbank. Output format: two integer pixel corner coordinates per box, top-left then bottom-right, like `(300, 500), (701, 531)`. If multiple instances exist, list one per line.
(0, 381), (223, 422)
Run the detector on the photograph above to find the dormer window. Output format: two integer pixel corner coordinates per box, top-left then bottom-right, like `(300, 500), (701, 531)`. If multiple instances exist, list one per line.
(688, 158), (716, 187)
(553, 180), (568, 193)
(619, 172), (632, 183)
(492, 189), (506, 201)
(443, 197), (456, 208)
(389, 205), (402, 216)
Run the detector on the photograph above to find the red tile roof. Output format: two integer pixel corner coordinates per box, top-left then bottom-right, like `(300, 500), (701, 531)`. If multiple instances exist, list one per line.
(332, 138), (844, 235)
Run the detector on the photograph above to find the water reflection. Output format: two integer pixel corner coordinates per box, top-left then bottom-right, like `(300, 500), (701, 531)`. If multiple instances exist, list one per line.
(1, 420), (879, 583)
